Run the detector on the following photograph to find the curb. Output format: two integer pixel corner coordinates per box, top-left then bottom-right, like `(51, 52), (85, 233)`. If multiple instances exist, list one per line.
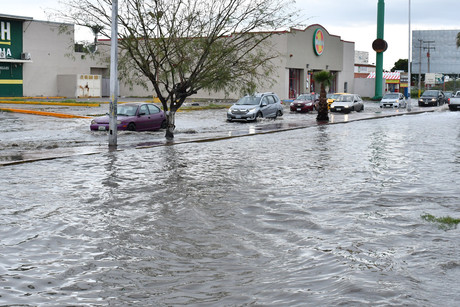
(0, 100), (100, 107)
(0, 108), (92, 119)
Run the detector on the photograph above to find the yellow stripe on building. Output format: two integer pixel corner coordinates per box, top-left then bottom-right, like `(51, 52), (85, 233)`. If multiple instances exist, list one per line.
(0, 41), (11, 45)
(0, 79), (23, 84)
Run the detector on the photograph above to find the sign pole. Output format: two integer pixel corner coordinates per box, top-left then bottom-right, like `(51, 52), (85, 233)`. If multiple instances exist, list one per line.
(108, 0), (118, 147)
(373, 0), (386, 100)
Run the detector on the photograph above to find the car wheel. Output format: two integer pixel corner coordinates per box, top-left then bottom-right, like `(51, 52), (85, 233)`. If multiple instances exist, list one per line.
(256, 111), (263, 120)
(276, 110), (283, 118)
(160, 120), (167, 129)
(127, 123), (136, 131)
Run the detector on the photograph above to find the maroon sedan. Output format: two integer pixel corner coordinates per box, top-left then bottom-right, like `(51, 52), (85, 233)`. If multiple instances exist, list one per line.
(90, 102), (166, 131)
(289, 93), (319, 113)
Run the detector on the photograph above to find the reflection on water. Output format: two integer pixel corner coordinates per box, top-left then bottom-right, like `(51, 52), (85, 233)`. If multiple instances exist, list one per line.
(1, 112), (460, 306)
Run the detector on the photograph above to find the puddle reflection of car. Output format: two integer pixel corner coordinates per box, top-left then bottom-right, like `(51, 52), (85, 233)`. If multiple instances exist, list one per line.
(330, 94), (364, 113)
(227, 92), (283, 122)
(90, 102), (167, 131)
(289, 93), (319, 113)
(380, 92), (407, 108)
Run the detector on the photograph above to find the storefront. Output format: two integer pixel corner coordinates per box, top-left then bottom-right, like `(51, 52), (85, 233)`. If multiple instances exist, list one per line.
(0, 17), (32, 96)
(283, 26), (353, 100)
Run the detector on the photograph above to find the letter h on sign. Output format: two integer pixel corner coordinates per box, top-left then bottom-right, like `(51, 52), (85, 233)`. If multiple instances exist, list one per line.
(1, 22), (11, 41)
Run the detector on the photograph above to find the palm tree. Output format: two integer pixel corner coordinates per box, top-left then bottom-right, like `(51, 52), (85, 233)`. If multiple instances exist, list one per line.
(457, 32), (460, 48)
(314, 70), (334, 121)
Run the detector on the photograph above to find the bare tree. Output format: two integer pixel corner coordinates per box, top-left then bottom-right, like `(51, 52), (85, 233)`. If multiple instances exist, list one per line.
(58, 0), (299, 139)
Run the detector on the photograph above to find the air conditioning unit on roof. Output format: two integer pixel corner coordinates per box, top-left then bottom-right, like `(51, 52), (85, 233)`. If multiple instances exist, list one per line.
(21, 52), (31, 60)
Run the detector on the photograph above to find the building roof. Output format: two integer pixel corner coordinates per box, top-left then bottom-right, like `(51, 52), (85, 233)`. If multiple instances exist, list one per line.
(0, 14), (33, 21)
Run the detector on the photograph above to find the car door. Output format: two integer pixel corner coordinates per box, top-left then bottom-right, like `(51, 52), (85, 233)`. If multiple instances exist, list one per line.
(353, 95), (363, 110)
(259, 96), (271, 117)
(147, 104), (165, 129)
(135, 104), (152, 131)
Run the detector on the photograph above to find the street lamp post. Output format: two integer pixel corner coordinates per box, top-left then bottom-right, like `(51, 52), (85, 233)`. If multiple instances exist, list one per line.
(108, 0), (119, 147)
(407, 0), (412, 111)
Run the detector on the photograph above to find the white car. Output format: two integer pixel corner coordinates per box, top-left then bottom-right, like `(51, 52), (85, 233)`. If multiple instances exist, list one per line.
(330, 94), (364, 113)
(380, 92), (407, 108)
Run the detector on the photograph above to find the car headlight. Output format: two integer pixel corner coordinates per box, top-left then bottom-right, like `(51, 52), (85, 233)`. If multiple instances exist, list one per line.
(117, 120), (122, 124)
(431, 98), (436, 102)
(247, 107), (257, 113)
(290, 102), (294, 106)
(306, 103), (312, 106)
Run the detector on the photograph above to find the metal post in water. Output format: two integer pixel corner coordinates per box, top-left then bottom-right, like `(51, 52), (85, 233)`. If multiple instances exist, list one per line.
(108, 0), (119, 147)
(407, 0), (412, 111)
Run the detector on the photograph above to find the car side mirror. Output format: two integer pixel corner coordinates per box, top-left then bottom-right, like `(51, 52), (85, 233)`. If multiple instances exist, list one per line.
(261, 102), (268, 107)
(138, 112), (146, 116)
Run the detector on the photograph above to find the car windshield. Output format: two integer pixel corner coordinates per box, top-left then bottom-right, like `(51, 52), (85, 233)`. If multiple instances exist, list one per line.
(117, 105), (138, 116)
(297, 94), (314, 100)
(235, 96), (261, 105)
(330, 94), (342, 99)
(336, 95), (353, 102)
(383, 94), (399, 99)
(422, 90), (438, 97)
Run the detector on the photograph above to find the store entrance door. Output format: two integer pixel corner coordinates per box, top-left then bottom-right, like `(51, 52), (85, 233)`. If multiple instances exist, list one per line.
(289, 69), (301, 99)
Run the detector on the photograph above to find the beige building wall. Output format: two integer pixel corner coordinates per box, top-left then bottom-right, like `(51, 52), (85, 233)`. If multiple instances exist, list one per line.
(22, 20), (106, 97)
(17, 19), (355, 100)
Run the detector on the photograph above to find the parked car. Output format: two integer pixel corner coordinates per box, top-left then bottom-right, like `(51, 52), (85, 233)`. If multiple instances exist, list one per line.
(289, 93), (319, 113)
(330, 94), (364, 113)
(327, 92), (347, 109)
(448, 95), (460, 111)
(90, 102), (166, 131)
(380, 92), (407, 108)
(444, 91), (453, 104)
(418, 90), (447, 107)
(227, 92), (283, 121)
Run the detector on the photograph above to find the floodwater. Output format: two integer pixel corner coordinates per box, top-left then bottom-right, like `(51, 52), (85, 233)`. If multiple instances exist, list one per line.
(1, 108), (460, 306)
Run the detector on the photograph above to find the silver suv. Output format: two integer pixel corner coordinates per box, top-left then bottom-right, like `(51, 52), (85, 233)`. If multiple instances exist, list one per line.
(227, 92), (284, 122)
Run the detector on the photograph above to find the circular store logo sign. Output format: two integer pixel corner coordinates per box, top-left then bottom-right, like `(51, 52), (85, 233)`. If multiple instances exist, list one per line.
(313, 29), (325, 56)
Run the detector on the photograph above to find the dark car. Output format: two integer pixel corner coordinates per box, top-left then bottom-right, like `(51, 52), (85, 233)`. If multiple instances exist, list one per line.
(444, 91), (453, 104)
(289, 93), (319, 113)
(90, 102), (167, 131)
(418, 90), (447, 107)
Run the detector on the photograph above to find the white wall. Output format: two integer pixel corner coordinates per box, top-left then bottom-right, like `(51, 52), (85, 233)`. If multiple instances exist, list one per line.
(22, 20), (106, 97)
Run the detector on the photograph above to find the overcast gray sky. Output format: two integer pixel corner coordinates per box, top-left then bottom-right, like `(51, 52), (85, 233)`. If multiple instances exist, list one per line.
(3, 0), (460, 70)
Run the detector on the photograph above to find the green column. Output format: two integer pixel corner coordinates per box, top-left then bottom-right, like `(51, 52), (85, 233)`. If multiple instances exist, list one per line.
(373, 0), (385, 100)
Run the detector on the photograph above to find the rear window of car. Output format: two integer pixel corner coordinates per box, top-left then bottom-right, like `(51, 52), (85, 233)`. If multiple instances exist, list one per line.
(147, 104), (160, 114)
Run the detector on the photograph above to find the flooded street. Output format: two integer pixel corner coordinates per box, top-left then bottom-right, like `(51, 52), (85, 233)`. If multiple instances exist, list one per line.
(1, 104), (460, 306)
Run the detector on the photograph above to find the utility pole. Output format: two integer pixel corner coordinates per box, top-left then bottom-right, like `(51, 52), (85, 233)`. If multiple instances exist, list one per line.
(423, 40), (435, 74)
(108, 0), (119, 147)
(418, 39), (422, 97)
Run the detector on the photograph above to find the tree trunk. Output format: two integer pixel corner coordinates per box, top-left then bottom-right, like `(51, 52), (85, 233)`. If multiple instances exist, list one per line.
(165, 110), (176, 140)
(316, 85), (329, 122)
